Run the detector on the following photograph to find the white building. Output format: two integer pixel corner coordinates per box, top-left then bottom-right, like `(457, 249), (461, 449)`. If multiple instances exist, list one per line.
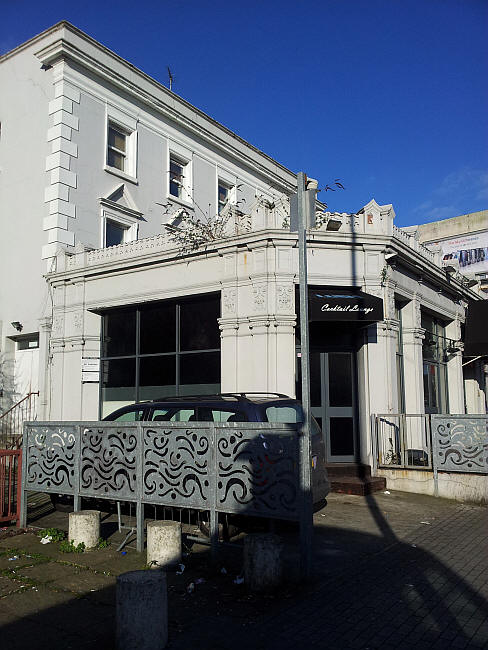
(1, 22), (486, 502)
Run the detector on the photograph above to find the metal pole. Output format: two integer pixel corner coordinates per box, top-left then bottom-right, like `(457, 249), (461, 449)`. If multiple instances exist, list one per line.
(297, 171), (313, 580)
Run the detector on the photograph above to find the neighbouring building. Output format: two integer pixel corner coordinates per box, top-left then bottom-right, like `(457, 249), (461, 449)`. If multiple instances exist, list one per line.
(1, 22), (486, 503)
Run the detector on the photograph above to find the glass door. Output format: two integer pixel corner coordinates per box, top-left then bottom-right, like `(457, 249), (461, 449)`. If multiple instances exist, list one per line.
(310, 351), (357, 462)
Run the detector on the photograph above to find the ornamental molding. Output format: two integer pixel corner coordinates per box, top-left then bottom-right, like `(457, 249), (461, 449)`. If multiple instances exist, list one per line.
(252, 285), (267, 312)
(222, 288), (237, 315)
(276, 284), (294, 312)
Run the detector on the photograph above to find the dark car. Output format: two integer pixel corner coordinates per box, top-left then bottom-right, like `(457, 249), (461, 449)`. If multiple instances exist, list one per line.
(104, 392), (330, 506)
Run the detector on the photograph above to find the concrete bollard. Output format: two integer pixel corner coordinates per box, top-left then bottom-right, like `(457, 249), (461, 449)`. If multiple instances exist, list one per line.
(146, 520), (182, 569)
(68, 510), (100, 549)
(243, 533), (284, 592)
(116, 569), (168, 650)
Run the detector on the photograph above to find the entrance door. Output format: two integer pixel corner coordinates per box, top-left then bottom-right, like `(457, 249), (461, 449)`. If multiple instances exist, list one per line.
(310, 352), (357, 462)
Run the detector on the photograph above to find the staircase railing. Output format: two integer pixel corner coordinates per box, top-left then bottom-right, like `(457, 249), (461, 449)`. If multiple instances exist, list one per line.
(0, 392), (39, 449)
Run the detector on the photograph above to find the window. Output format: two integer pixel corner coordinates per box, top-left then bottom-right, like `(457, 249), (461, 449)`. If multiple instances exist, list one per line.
(105, 108), (138, 181)
(107, 124), (128, 172)
(218, 182), (230, 214)
(217, 178), (236, 214)
(395, 302), (406, 413)
(100, 198), (141, 248)
(421, 313), (449, 414)
(17, 334), (39, 350)
(169, 155), (189, 200)
(100, 294), (221, 416)
(105, 219), (127, 247)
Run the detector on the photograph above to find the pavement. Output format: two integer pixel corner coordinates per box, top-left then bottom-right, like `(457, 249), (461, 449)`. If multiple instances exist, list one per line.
(0, 490), (487, 649)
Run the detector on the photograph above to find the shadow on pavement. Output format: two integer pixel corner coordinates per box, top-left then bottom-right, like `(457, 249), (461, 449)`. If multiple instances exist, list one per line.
(1, 495), (487, 650)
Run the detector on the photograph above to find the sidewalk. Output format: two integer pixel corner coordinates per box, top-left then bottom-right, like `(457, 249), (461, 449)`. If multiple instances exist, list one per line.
(0, 490), (487, 649)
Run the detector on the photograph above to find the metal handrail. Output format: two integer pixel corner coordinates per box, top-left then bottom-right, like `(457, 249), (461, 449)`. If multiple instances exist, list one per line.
(0, 392), (39, 419)
(0, 392), (39, 449)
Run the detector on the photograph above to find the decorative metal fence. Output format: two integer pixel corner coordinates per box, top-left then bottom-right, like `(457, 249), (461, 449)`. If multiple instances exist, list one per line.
(430, 415), (488, 474)
(21, 421), (301, 553)
(375, 414), (488, 475)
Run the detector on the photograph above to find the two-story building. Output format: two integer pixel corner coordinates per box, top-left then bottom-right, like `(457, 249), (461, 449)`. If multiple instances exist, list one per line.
(1, 22), (486, 502)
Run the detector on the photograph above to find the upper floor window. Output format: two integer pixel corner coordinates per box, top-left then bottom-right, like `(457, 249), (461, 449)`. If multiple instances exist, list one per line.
(169, 156), (186, 199)
(107, 124), (128, 172)
(104, 107), (138, 182)
(218, 181), (232, 214)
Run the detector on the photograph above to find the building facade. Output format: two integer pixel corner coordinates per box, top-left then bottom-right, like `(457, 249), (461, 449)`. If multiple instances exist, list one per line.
(1, 23), (486, 502)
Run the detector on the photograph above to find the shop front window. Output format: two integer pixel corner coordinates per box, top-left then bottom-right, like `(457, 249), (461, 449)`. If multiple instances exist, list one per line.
(100, 294), (221, 417)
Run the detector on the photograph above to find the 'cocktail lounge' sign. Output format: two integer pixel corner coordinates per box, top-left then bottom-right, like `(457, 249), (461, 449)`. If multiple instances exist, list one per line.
(309, 289), (384, 322)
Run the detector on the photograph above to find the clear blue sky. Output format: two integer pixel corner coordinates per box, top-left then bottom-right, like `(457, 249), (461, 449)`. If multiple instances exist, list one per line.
(2, 0), (487, 227)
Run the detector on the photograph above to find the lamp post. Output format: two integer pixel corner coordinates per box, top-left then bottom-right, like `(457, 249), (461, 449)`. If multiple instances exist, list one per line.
(292, 171), (316, 580)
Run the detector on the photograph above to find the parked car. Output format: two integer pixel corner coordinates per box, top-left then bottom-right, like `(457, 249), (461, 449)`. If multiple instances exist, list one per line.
(104, 392), (330, 506)
(52, 393), (329, 518)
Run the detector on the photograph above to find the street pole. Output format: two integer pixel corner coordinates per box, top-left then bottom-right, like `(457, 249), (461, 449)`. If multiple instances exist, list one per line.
(297, 171), (313, 580)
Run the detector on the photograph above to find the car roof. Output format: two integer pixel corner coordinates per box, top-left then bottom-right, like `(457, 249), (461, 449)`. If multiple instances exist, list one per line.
(122, 393), (298, 408)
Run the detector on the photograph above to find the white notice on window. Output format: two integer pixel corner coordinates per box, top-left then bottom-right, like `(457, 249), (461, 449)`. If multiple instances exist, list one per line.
(82, 358), (100, 383)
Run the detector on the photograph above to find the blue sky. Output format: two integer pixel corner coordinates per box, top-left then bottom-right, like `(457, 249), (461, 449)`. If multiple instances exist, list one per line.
(2, 0), (487, 227)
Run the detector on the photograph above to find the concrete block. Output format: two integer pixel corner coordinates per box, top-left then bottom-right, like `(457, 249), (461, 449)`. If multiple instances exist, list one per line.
(52, 110), (79, 131)
(243, 533), (284, 592)
(47, 124), (71, 142)
(51, 137), (78, 157)
(44, 183), (69, 203)
(146, 520), (182, 569)
(116, 570), (168, 649)
(68, 510), (100, 549)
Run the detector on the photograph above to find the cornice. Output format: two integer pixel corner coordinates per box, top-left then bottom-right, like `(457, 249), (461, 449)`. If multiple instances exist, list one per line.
(33, 32), (297, 192)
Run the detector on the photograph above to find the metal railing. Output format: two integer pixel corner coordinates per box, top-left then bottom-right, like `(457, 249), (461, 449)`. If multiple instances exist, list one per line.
(375, 414), (432, 469)
(374, 413), (488, 475)
(0, 450), (22, 525)
(21, 420), (303, 554)
(0, 392), (39, 449)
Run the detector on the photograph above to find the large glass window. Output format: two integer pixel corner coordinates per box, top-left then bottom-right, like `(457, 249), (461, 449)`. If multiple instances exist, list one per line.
(421, 313), (449, 414)
(100, 294), (221, 417)
(395, 302), (406, 414)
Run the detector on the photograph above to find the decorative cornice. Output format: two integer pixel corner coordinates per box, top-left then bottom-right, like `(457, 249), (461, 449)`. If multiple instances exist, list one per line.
(34, 30), (297, 193)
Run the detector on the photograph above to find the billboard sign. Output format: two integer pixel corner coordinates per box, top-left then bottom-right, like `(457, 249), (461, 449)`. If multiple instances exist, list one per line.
(433, 232), (488, 274)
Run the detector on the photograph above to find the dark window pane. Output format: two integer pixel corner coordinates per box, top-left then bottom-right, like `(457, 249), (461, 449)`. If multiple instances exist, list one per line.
(180, 297), (220, 351)
(329, 417), (354, 457)
(169, 180), (180, 197)
(107, 148), (125, 170)
(180, 351), (220, 394)
(139, 355), (176, 400)
(102, 309), (136, 357)
(328, 353), (352, 407)
(101, 359), (136, 418)
(140, 302), (176, 354)
(108, 126), (126, 152)
(106, 220), (126, 247)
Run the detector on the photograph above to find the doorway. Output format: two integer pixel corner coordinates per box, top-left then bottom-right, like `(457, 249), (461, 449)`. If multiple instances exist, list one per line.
(310, 351), (357, 462)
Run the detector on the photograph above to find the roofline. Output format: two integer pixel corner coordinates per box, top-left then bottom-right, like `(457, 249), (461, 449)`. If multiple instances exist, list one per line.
(1, 21), (298, 192)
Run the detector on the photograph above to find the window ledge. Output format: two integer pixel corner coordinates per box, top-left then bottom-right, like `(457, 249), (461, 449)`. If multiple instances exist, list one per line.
(166, 193), (194, 210)
(104, 165), (138, 185)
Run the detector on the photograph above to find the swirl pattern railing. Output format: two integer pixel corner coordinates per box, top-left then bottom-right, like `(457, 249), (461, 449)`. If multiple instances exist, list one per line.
(21, 421), (300, 549)
(375, 414), (488, 475)
(431, 415), (488, 473)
